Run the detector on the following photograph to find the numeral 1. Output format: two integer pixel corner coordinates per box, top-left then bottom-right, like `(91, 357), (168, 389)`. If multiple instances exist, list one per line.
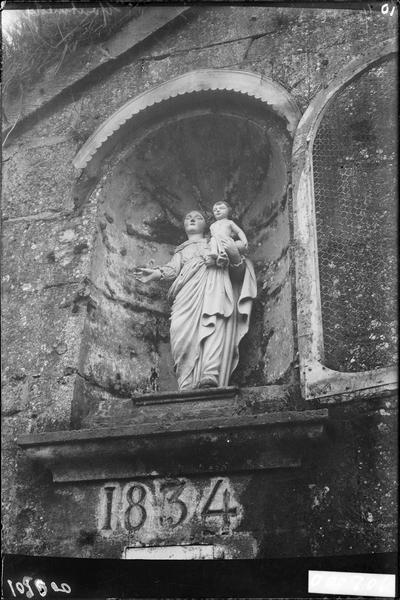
(102, 486), (116, 530)
(7, 581), (16, 598)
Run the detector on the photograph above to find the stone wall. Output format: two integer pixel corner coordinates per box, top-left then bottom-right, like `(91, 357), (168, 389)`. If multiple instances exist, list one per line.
(2, 6), (397, 559)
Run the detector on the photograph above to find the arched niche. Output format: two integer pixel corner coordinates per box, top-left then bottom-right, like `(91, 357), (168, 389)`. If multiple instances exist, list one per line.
(71, 71), (301, 426)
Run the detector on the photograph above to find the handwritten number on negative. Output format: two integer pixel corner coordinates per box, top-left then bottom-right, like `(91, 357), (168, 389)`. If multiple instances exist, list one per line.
(6, 577), (70, 598)
(381, 3), (396, 15)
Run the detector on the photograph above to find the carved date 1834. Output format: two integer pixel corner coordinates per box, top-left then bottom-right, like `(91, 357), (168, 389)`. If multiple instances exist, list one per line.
(98, 477), (243, 534)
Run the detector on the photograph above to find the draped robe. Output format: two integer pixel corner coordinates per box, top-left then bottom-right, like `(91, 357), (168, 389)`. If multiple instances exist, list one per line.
(159, 238), (257, 390)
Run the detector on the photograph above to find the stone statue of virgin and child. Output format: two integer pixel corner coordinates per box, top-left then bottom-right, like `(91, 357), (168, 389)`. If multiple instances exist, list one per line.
(135, 202), (257, 390)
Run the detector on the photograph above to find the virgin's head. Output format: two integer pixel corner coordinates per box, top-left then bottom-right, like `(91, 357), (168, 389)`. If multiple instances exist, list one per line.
(184, 211), (207, 236)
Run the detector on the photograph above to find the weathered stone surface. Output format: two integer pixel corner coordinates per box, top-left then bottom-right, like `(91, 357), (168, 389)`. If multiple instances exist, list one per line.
(2, 139), (77, 218)
(2, 5), (397, 564)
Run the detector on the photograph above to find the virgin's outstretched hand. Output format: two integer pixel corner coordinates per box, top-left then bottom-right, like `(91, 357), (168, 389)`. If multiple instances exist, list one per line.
(134, 267), (162, 283)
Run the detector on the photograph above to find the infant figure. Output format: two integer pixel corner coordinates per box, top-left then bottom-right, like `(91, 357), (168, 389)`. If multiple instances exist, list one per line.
(209, 201), (248, 267)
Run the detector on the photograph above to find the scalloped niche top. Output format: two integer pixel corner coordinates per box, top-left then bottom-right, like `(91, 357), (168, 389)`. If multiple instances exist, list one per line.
(73, 69), (302, 170)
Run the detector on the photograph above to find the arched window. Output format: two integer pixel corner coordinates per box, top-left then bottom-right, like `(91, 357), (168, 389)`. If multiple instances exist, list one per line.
(293, 40), (397, 401)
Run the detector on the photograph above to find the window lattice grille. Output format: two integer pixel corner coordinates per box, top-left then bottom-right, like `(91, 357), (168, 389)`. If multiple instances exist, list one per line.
(312, 59), (397, 372)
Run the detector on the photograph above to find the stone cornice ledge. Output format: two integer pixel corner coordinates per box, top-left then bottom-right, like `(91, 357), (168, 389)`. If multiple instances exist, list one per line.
(18, 409), (328, 483)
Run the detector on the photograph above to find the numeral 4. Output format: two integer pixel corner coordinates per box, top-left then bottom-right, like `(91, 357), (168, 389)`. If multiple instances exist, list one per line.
(201, 479), (238, 526)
